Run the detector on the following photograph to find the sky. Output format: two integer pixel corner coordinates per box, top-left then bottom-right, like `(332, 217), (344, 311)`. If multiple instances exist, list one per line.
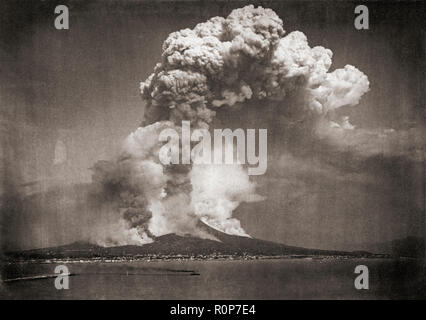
(0, 0), (424, 250)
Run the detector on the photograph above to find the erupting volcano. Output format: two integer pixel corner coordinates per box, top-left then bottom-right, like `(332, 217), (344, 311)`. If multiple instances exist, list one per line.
(89, 5), (369, 246)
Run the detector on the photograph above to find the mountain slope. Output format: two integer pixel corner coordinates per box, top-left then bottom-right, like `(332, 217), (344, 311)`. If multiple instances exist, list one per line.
(5, 224), (376, 260)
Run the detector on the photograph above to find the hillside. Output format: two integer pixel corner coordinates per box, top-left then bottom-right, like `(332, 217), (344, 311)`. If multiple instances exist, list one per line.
(5, 224), (378, 260)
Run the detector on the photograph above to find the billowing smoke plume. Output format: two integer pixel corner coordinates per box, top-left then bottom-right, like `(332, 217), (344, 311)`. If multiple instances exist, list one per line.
(91, 5), (369, 245)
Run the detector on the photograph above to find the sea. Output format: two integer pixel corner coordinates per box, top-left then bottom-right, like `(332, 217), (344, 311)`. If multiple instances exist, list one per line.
(1, 258), (424, 299)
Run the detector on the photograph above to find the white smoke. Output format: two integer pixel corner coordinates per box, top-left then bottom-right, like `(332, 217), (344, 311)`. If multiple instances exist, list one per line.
(191, 163), (264, 236)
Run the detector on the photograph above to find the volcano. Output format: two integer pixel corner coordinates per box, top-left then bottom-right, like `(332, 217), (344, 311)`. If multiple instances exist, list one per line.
(5, 223), (376, 260)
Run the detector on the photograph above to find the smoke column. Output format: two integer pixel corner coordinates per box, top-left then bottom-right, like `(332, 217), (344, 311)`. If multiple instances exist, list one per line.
(91, 5), (369, 245)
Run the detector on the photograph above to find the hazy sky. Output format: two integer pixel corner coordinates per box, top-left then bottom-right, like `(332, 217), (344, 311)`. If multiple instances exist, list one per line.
(1, 1), (424, 250)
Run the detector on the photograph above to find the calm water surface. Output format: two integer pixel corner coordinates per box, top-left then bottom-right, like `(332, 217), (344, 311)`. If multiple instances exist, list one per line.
(1, 258), (424, 299)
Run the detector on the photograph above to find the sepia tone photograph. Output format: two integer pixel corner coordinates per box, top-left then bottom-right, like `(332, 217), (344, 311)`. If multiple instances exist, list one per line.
(0, 0), (424, 303)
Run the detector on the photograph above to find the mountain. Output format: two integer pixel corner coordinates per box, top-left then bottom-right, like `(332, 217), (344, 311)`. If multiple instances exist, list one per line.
(371, 237), (425, 258)
(5, 224), (378, 260)
(389, 237), (425, 258)
(345, 236), (425, 259)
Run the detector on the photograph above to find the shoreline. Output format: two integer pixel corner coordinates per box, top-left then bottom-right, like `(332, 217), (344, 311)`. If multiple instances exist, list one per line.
(3, 253), (393, 264)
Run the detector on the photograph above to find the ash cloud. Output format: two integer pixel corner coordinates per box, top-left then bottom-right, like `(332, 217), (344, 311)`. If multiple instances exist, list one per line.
(91, 5), (371, 245)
